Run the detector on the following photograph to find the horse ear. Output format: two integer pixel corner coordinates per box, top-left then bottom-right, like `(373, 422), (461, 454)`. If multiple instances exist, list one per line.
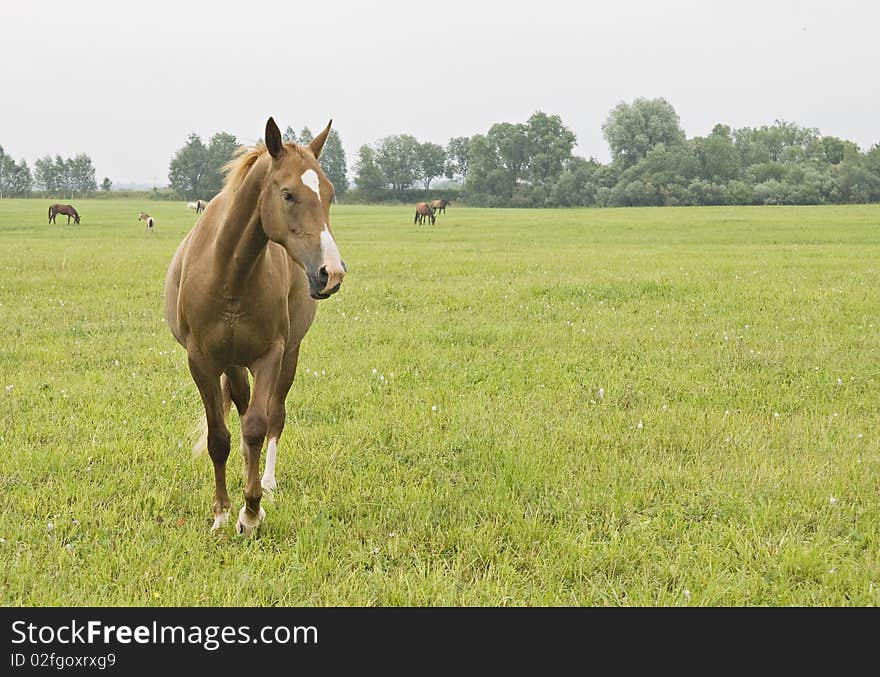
(265, 117), (284, 159)
(309, 119), (333, 159)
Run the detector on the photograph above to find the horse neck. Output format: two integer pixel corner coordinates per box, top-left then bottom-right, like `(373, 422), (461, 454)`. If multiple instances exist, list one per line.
(214, 158), (270, 285)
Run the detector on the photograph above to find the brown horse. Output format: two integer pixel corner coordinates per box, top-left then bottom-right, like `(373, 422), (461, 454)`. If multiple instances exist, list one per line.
(48, 204), (80, 224)
(196, 199), (208, 213)
(164, 117), (346, 535)
(430, 199), (452, 215)
(414, 201), (435, 226)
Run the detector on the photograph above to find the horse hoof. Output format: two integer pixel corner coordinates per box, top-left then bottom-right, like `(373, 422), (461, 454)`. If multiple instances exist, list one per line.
(211, 509), (230, 532)
(235, 506), (266, 535)
(261, 474), (277, 493)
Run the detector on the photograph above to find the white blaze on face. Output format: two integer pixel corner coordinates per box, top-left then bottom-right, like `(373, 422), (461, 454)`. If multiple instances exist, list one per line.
(301, 169), (321, 202)
(320, 224), (341, 262)
(319, 224), (345, 293)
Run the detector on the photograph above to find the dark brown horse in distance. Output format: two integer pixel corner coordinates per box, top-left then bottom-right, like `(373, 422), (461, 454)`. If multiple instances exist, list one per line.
(414, 201), (435, 225)
(48, 204), (80, 224)
(164, 116), (346, 535)
(430, 198), (452, 215)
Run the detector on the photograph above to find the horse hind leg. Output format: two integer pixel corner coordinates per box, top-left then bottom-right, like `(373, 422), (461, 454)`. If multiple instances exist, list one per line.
(261, 344), (301, 494)
(187, 353), (233, 532)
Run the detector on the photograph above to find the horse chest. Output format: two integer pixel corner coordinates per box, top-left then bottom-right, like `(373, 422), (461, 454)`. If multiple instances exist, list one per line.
(190, 295), (288, 363)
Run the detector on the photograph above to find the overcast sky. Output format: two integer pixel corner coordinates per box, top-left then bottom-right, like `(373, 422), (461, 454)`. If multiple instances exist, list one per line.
(1, 0), (877, 185)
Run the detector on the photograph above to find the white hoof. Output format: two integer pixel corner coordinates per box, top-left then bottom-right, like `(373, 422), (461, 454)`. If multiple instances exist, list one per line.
(211, 509), (230, 532)
(235, 506), (266, 535)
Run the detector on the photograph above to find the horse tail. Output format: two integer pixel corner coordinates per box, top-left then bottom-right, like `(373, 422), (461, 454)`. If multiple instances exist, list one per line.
(191, 372), (233, 456)
(192, 415), (208, 457)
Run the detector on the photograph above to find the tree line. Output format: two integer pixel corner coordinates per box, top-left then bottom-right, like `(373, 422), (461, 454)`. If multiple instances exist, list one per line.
(0, 146), (102, 199)
(167, 124), (348, 201)
(352, 99), (880, 206)
(4, 99), (879, 206)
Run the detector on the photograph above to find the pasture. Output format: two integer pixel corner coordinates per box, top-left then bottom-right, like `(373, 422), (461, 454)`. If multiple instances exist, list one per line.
(0, 198), (878, 605)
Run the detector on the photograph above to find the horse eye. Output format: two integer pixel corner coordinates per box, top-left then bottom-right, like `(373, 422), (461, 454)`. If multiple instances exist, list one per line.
(282, 191), (295, 203)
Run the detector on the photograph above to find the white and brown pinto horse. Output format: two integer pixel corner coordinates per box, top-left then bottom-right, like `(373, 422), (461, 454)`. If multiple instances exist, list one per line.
(138, 211), (155, 234)
(164, 117), (346, 534)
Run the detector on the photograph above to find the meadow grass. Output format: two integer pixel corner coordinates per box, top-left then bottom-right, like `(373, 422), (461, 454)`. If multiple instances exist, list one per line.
(0, 198), (878, 605)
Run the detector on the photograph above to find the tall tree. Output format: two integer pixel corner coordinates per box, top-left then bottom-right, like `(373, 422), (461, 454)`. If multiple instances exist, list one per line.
(0, 148), (33, 197)
(693, 124), (741, 182)
(415, 141), (446, 192)
(299, 127), (314, 144)
(34, 156), (58, 194)
(353, 145), (386, 202)
(69, 154), (97, 196)
(319, 129), (348, 199)
(525, 111), (577, 185)
(101, 177), (112, 192)
(602, 98), (686, 169)
(375, 134), (420, 193)
(168, 132), (237, 199)
(444, 136), (470, 183)
(169, 134), (208, 199)
(282, 126), (298, 143)
(204, 132), (239, 196)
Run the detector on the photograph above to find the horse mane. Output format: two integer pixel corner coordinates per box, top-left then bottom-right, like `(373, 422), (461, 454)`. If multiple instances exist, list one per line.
(223, 142), (305, 193)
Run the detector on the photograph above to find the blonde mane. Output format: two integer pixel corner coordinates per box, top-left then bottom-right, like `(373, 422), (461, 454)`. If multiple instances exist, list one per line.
(223, 142), (306, 193)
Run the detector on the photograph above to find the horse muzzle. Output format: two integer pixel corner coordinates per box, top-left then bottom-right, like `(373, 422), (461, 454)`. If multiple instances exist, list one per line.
(309, 261), (346, 300)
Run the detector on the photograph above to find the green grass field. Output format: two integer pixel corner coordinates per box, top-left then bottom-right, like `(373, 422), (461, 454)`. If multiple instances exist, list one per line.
(1, 198), (878, 605)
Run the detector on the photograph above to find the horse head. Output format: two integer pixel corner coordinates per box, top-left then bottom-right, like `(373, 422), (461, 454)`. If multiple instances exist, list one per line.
(258, 117), (346, 300)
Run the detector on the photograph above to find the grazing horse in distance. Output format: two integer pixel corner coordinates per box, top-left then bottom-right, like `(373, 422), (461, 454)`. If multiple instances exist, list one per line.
(414, 201), (435, 226)
(164, 117), (346, 535)
(48, 204), (80, 224)
(138, 211), (155, 235)
(430, 198), (452, 215)
(186, 201), (199, 211)
(196, 199), (208, 213)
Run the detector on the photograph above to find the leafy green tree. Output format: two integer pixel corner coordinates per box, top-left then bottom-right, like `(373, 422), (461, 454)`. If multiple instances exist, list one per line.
(375, 134), (419, 194)
(169, 134), (207, 199)
(298, 127), (314, 144)
(69, 154), (97, 196)
(0, 148), (33, 197)
(602, 98), (686, 169)
(693, 124), (741, 183)
(444, 136), (470, 182)
(34, 156), (58, 194)
(168, 132), (237, 199)
(319, 129), (348, 199)
(488, 122), (529, 183)
(549, 157), (600, 206)
(525, 111), (577, 185)
(54, 156), (70, 196)
(353, 145), (386, 202)
(101, 177), (112, 192)
(204, 132), (239, 195)
(415, 141), (446, 192)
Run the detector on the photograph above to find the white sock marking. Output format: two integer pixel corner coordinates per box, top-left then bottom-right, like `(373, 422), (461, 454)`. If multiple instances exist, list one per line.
(261, 437), (278, 491)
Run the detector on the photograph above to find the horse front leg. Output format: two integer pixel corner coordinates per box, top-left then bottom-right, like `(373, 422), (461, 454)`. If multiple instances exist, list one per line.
(187, 352), (231, 531)
(236, 343), (283, 534)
